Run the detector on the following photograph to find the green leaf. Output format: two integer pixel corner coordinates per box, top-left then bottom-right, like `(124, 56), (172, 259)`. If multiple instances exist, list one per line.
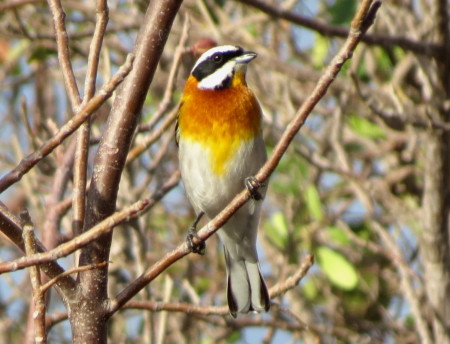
(28, 46), (57, 62)
(329, 0), (357, 25)
(265, 211), (288, 250)
(347, 114), (386, 140)
(302, 279), (318, 300)
(305, 184), (323, 221)
(316, 246), (358, 290)
(311, 34), (329, 68)
(327, 226), (349, 245)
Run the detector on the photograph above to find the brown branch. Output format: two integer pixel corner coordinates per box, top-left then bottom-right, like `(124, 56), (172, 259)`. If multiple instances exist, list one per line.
(42, 140), (77, 250)
(371, 221), (433, 344)
(268, 254), (314, 298)
(434, 0), (450, 92)
(351, 73), (450, 131)
(0, 171), (180, 273)
(236, 0), (443, 58)
(0, 199), (148, 274)
(126, 107), (178, 163)
(420, 131), (450, 343)
(47, 0), (82, 111)
(139, 16), (190, 132)
(25, 140), (77, 344)
(107, 0), (380, 316)
(119, 254), (314, 316)
(40, 262), (108, 293)
(73, 2), (182, 341)
(72, 0), (109, 237)
(0, 54), (134, 194)
(45, 312), (69, 330)
(21, 210), (47, 344)
(254, 0), (379, 195)
(0, 202), (75, 292)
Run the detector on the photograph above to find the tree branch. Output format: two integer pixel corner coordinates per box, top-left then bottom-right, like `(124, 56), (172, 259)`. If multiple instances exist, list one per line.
(21, 210), (47, 344)
(0, 54), (134, 194)
(0, 202), (76, 292)
(47, 0), (81, 111)
(236, 0), (442, 57)
(72, 0), (109, 237)
(73, 3), (182, 338)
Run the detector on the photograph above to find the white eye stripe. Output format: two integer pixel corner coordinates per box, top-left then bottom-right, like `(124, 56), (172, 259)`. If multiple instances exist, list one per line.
(197, 60), (235, 90)
(192, 45), (241, 72)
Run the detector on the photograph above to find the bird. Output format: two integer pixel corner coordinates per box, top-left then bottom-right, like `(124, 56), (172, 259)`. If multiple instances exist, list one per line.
(176, 45), (270, 317)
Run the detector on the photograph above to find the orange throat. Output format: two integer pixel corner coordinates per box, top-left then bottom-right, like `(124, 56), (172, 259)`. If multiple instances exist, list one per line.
(178, 73), (262, 175)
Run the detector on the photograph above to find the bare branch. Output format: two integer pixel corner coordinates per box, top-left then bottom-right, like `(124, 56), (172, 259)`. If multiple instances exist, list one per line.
(371, 221), (433, 344)
(268, 254), (314, 298)
(0, 202), (76, 292)
(47, 0), (82, 111)
(0, 170), (179, 273)
(21, 210), (47, 344)
(40, 262), (108, 293)
(73, 2), (182, 340)
(73, 0), (109, 237)
(237, 0), (442, 57)
(119, 254), (313, 316)
(0, 199), (148, 274)
(139, 16), (190, 132)
(127, 107), (178, 164)
(0, 54), (134, 194)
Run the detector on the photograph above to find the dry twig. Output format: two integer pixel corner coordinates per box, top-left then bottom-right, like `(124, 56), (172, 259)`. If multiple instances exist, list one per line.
(0, 54), (134, 194)
(21, 210), (47, 344)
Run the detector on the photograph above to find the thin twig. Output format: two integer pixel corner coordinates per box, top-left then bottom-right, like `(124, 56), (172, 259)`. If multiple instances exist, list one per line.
(0, 199), (147, 274)
(120, 254), (313, 316)
(0, 170), (179, 273)
(73, 0), (109, 237)
(0, 54), (134, 194)
(127, 107), (178, 163)
(237, 0), (442, 57)
(371, 221), (432, 344)
(140, 15), (190, 132)
(41, 262), (108, 293)
(0, 203), (76, 293)
(47, 0), (82, 111)
(351, 72), (450, 131)
(268, 254), (314, 298)
(21, 210), (47, 344)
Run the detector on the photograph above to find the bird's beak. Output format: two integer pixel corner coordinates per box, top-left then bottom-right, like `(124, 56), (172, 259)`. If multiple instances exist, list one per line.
(235, 51), (257, 64)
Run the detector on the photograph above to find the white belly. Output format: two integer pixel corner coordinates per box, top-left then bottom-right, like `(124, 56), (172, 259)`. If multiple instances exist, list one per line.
(178, 136), (267, 217)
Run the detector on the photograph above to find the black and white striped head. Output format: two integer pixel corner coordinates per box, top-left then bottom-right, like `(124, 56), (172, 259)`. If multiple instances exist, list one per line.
(191, 45), (257, 90)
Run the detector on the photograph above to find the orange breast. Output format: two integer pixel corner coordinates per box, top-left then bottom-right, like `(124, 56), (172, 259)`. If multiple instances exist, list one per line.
(178, 72), (262, 175)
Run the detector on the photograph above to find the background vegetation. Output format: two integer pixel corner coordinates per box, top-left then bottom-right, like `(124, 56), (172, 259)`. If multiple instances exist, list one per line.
(0, 0), (449, 343)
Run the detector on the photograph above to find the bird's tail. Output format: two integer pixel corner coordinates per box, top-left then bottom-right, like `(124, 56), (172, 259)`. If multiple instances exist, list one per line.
(224, 250), (270, 318)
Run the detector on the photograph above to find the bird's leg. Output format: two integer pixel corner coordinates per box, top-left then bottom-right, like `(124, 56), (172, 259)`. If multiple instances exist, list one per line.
(245, 176), (264, 201)
(186, 211), (206, 255)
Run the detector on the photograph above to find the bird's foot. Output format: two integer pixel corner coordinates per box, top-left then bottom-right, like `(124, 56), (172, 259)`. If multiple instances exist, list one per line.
(186, 211), (206, 255)
(245, 176), (264, 201)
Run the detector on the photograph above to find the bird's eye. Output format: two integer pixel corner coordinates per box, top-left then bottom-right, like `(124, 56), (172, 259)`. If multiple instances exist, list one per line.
(213, 55), (223, 63)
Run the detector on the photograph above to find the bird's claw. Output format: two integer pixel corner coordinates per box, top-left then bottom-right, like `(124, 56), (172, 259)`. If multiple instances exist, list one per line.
(245, 176), (263, 201)
(186, 211), (206, 255)
(186, 229), (206, 255)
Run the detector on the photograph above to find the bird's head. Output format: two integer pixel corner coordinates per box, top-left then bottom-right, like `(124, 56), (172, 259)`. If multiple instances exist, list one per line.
(191, 45), (257, 90)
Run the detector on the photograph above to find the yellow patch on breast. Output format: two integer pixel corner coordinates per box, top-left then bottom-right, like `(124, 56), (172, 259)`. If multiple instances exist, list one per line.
(178, 73), (262, 175)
